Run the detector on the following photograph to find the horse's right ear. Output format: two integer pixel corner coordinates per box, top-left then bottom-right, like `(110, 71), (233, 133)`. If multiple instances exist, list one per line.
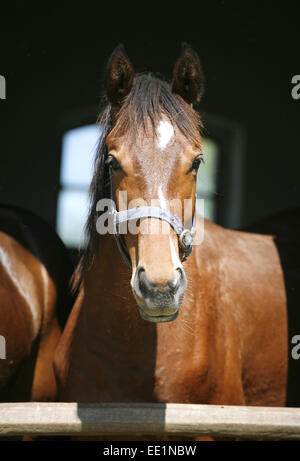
(172, 42), (204, 105)
(105, 44), (134, 107)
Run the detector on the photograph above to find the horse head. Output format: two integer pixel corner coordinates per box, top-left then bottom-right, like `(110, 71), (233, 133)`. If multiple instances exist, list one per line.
(84, 43), (205, 323)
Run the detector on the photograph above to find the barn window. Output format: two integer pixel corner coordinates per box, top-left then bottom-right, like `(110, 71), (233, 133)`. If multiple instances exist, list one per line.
(196, 137), (219, 221)
(56, 124), (100, 248)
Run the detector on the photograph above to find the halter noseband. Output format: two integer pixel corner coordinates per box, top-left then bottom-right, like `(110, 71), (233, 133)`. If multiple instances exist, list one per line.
(108, 167), (195, 266)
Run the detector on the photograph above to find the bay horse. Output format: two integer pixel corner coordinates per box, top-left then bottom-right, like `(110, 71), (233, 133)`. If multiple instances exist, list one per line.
(54, 44), (291, 440)
(0, 204), (74, 403)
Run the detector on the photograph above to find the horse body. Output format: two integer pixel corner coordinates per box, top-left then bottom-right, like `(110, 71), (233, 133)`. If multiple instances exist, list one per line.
(0, 205), (73, 402)
(55, 219), (287, 408)
(54, 44), (288, 439)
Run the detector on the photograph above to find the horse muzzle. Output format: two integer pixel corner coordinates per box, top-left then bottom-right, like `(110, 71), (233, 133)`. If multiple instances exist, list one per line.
(131, 266), (187, 322)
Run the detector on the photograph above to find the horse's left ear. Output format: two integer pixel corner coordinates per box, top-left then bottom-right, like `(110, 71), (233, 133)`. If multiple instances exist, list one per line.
(105, 44), (134, 107)
(172, 42), (204, 105)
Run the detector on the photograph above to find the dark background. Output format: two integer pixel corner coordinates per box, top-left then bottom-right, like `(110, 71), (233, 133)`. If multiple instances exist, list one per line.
(0, 3), (299, 232)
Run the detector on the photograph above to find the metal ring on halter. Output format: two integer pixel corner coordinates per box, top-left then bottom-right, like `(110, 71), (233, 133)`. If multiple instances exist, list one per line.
(178, 229), (194, 262)
(179, 229), (193, 252)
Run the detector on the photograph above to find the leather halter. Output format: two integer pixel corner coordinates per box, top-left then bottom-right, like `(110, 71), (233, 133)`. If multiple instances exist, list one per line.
(108, 167), (195, 266)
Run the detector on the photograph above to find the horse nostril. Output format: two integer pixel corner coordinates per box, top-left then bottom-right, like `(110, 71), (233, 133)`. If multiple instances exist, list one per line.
(136, 265), (184, 297)
(137, 266), (145, 278)
(176, 266), (184, 279)
(168, 267), (183, 292)
(137, 267), (152, 298)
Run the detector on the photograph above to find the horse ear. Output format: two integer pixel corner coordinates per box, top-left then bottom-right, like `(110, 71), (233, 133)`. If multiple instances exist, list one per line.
(105, 44), (134, 107)
(172, 42), (204, 104)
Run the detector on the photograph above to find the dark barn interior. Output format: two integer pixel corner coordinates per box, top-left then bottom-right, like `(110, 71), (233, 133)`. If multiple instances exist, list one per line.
(1, 4), (300, 441)
(0, 6), (299, 245)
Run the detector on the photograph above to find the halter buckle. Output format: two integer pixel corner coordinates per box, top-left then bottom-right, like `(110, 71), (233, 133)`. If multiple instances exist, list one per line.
(179, 229), (193, 252)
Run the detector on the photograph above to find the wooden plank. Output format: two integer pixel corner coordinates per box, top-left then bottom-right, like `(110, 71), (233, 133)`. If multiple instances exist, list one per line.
(0, 402), (300, 439)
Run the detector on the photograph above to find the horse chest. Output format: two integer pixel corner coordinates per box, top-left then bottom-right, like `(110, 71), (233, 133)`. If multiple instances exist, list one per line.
(152, 351), (211, 403)
(64, 337), (211, 404)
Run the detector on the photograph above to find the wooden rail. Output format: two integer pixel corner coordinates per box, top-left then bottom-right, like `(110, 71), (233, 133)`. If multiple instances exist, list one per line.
(1, 402), (300, 439)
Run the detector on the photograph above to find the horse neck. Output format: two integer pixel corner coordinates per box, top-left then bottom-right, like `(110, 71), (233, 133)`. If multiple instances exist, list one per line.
(80, 223), (218, 361)
(79, 227), (221, 399)
(82, 234), (157, 354)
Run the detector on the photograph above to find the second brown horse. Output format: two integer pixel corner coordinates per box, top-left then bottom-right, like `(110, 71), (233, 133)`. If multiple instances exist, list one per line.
(0, 205), (74, 403)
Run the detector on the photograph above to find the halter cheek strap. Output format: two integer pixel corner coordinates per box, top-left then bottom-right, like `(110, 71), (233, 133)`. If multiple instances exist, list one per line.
(108, 167), (195, 266)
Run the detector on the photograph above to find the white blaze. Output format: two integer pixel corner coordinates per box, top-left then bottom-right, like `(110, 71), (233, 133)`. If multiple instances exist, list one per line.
(157, 120), (174, 149)
(158, 186), (182, 270)
(158, 186), (167, 208)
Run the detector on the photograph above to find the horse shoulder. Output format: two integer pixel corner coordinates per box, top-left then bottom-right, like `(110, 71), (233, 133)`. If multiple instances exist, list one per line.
(192, 221), (287, 405)
(219, 228), (287, 405)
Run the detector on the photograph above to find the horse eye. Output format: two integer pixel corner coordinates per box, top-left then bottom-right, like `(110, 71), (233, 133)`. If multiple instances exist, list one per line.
(105, 154), (122, 172)
(190, 155), (204, 173)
